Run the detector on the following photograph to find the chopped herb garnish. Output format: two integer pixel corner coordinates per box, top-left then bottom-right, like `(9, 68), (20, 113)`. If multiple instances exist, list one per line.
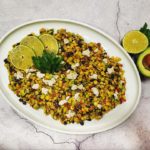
(32, 50), (64, 73)
(140, 22), (150, 45)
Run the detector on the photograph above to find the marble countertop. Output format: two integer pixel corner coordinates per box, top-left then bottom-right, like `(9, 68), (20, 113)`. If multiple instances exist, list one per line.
(0, 0), (150, 149)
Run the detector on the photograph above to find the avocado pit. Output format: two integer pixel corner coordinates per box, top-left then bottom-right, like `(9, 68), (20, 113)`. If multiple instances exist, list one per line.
(142, 54), (150, 70)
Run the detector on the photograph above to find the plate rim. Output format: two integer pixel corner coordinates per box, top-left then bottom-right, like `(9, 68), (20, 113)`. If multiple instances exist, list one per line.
(0, 18), (141, 134)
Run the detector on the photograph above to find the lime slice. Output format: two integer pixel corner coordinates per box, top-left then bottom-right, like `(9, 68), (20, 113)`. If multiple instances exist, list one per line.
(39, 34), (58, 54)
(9, 45), (35, 70)
(122, 30), (148, 54)
(21, 36), (44, 56)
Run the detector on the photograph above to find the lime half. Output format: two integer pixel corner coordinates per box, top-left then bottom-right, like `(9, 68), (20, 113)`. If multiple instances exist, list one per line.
(21, 36), (44, 56)
(39, 34), (58, 54)
(9, 45), (35, 70)
(122, 30), (148, 54)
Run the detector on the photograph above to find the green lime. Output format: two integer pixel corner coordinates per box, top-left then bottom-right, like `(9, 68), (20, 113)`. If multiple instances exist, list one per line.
(39, 34), (58, 54)
(122, 30), (148, 54)
(21, 36), (44, 56)
(9, 45), (35, 70)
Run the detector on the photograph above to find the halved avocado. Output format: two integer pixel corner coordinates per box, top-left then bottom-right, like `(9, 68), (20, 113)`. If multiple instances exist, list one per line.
(20, 36), (44, 56)
(137, 47), (150, 77)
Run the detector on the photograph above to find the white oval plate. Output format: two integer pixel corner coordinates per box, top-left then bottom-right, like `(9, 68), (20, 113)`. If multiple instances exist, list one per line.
(0, 19), (141, 134)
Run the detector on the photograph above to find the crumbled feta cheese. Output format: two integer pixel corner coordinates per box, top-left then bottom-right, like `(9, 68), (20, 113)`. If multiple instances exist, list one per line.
(43, 78), (56, 86)
(26, 68), (36, 73)
(59, 100), (67, 106)
(114, 91), (118, 99)
(59, 96), (70, 106)
(103, 58), (108, 63)
(71, 84), (78, 90)
(67, 71), (78, 80)
(66, 110), (75, 118)
(91, 87), (99, 97)
(32, 84), (39, 89)
(82, 49), (90, 57)
(53, 75), (58, 79)
(94, 48), (99, 52)
(26, 73), (31, 79)
(14, 71), (23, 79)
(78, 84), (84, 90)
(89, 74), (98, 79)
(67, 69), (71, 73)
(74, 93), (80, 100)
(71, 63), (79, 70)
(66, 96), (70, 101)
(42, 88), (48, 94)
(107, 67), (114, 74)
(71, 84), (84, 90)
(64, 38), (69, 44)
(97, 104), (102, 109)
(36, 72), (45, 79)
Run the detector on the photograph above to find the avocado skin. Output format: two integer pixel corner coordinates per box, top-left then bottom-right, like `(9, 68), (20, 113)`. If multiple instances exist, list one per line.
(137, 47), (150, 77)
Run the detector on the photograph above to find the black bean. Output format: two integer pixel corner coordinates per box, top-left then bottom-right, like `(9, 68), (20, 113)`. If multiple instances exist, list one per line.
(4, 58), (9, 64)
(81, 60), (86, 65)
(22, 101), (26, 105)
(13, 42), (20, 47)
(110, 74), (115, 79)
(80, 121), (84, 125)
(87, 118), (91, 121)
(88, 46), (93, 51)
(19, 98), (23, 102)
(61, 47), (65, 52)
(10, 67), (15, 73)
(78, 39), (83, 47)
(90, 79), (95, 82)
(98, 111), (102, 116)
(101, 107), (105, 111)
(89, 96), (93, 101)
(29, 79), (32, 82)
(66, 52), (73, 57)
(65, 63), (72, 69)
(108, 64), (112, 68)
(54, 101), (59, 108)
(28, 33), (34, 36)
(64, 121), (67, 125)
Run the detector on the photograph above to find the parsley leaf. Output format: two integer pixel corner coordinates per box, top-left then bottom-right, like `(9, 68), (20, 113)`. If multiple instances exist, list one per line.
(140, 22), (150, 45)
(32, 50), (64, 73)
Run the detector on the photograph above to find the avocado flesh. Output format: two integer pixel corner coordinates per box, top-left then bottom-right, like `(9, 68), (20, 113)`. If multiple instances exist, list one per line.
(21, 36), (44, 56)
(137, 47), (150, 77)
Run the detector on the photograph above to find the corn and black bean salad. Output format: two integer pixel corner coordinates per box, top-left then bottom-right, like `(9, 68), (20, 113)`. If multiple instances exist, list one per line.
(4, 29), (126, 125)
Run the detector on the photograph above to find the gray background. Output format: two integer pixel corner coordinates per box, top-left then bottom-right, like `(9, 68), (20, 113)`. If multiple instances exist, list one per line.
(0, 0), (150, 149)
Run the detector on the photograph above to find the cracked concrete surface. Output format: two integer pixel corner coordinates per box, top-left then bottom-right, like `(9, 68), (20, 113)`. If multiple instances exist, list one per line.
(12, 110), (97, 150)
(0, 0), (150, 149)
(116, 0), (121, 42)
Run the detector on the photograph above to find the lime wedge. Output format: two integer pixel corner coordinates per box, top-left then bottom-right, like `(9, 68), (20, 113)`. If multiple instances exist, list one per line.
(39, 34), (58, 54)
(21, 36), (44, 56)
(122, 30), (148, 54)
(9, 45), (35, 70)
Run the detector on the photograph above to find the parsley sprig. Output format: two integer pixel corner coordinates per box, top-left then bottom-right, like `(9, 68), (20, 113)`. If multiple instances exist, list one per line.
(32, 50), (64, 73)
(140, 23), (150, 45)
